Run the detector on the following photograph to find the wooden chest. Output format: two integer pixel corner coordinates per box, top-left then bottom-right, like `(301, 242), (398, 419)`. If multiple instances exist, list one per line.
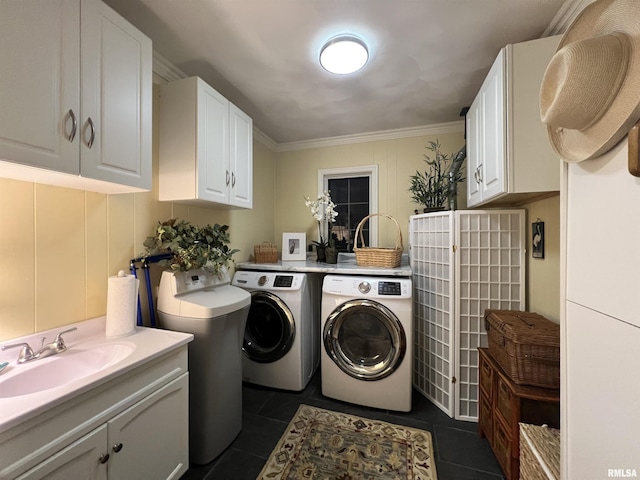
(478, 348), (560, 480)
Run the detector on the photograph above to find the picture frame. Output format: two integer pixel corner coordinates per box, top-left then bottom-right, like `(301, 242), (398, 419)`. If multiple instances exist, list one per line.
(282, 232), (306, 261)
(532, 221), (545, 259)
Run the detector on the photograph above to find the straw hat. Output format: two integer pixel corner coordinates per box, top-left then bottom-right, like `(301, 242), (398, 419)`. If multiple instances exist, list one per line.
(539, 0), (640, 162)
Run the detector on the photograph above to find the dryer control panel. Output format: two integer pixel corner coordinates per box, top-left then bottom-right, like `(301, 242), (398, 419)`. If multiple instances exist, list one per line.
(378, 281), (402, 296)
(323, 275), (412, 299)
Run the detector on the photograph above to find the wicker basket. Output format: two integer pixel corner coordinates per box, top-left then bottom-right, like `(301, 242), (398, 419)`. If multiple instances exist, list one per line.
(485, 309), (560, 389)
(519, 423), (560, 480)
(353, 213), (403, 268)
(254, 242), (278, 263)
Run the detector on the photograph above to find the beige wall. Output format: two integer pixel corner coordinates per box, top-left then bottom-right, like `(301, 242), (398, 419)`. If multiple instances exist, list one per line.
(0, 86), (276, 342)
(524, 194), (560, 322)
(274, 132), (467, 252)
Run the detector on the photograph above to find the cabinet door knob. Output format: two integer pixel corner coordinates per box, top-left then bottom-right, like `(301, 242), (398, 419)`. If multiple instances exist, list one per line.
(67, 109), (77, 143)
(113, 443), (123, 453)
(226, 170), (230, 186)
(231, 172), (236, 187)
(99, 453), (110, 464)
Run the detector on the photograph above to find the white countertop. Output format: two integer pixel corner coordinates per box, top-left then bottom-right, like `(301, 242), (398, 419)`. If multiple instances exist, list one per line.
(0, 317), (193, 433)
(237, 253), (412, 277)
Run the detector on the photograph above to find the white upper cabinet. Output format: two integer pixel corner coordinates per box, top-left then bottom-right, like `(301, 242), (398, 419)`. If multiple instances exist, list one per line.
(0, 0), (152, 194)
(159, 76), (253, 209)
(467, 36), (560, 207)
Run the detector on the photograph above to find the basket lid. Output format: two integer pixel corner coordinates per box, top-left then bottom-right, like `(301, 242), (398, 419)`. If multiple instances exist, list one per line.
(485, 309), (560, 346)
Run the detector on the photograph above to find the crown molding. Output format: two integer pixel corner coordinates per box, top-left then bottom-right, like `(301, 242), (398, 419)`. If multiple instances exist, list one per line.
(274, 121), (465, 152)
(153, 51), (188, 83)
(543, 0), (595, 36)
(253, 127), (279, 151)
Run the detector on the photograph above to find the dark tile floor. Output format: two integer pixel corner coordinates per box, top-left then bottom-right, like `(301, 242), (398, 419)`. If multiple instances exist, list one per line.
(182, 372), (505, 480)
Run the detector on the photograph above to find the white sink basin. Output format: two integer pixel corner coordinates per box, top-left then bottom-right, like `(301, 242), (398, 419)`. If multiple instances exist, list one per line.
(0, 343), (134, 398)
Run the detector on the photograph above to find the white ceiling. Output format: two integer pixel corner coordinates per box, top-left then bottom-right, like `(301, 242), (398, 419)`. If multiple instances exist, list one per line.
(103, 0), (567, 145)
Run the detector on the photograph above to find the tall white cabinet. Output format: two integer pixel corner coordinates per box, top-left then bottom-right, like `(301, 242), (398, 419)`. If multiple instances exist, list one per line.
(410, 210), (525, 421)
(467, 36), (560, 207)
(563, 139), (640, 478)
(0, 0), (152, 193)
(159, 76), (253, 208)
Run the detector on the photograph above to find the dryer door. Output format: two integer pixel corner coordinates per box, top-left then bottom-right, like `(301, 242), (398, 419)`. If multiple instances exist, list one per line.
(243, 291), (295, 363)
(323, 299), (406, 380)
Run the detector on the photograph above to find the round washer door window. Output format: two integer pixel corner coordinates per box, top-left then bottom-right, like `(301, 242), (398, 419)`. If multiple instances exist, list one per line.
(323, 299), (406, 380)
(243, 291), (295, 363)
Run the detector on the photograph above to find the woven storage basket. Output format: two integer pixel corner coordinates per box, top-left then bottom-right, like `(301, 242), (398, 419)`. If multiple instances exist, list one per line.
(519, 423), (560, 480)
(353, 213), (403, 268)
(254, 242), (278, 263)
(485, 309), (560, 389)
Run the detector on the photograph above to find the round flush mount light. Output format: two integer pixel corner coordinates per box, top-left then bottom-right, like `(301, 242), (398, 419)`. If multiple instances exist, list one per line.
(319, 35), (369, 75)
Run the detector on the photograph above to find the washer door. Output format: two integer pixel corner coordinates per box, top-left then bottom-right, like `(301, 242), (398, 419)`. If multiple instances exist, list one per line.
(324, 299), (406, 380)
(243, 291), (295, 363)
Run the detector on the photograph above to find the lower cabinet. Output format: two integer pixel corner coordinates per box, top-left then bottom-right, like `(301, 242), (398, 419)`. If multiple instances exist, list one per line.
(478, 348), (560, 480)
(16, 374), (188, 480)
(17, 426), (108, 480)
(1, 347), (189, 480)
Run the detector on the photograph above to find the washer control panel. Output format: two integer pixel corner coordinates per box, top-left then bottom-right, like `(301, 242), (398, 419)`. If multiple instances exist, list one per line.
(173, 268), (230, 294)
(232, 271), (305, 291)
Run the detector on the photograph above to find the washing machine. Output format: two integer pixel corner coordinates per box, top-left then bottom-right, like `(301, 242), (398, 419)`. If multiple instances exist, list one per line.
(156, 268), (251, 464)
(321, 274), (413, 412)
(231, 271), (320, 391)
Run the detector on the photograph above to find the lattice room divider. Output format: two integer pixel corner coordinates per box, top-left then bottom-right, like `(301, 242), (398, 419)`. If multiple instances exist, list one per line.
(410, 210), (525, 421)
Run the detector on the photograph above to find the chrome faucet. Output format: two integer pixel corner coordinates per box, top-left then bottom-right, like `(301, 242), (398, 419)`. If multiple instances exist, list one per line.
(1, 327), (77, 363)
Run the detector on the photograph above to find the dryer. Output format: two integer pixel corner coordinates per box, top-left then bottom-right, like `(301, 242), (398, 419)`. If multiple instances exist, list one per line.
(321, 274), (413, 412)
(231, 271), (320, 391)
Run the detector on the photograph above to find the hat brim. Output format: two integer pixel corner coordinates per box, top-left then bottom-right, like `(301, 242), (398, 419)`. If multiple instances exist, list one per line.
(547, 0), (640, 162)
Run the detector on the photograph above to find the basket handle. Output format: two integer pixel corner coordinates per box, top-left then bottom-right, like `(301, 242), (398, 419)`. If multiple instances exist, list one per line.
(354, 213), (403, 250)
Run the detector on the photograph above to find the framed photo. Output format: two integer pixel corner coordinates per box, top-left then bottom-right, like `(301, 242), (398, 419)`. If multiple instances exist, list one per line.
(282, 232), (306, 261)
(532, 221), (545, 259)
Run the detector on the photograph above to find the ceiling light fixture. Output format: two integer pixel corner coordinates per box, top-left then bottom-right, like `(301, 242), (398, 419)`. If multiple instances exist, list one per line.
(319, 35), (369, 75)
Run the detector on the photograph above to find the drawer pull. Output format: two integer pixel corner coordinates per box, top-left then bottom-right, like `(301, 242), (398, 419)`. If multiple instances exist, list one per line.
(113, 443), (123, 453)
(99, 453), (110, 464)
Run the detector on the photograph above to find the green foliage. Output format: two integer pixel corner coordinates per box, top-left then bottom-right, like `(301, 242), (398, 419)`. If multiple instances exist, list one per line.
(143, 219), (239, 272)
(409, 140), (465, 210)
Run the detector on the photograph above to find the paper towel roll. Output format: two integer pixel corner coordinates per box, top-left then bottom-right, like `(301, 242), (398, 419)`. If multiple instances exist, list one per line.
(105, 270), (139, 337)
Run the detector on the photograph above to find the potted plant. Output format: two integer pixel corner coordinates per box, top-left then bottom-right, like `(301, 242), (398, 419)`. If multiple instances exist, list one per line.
(409, 140), (465, 212)
(304, 192), (338, 262)
(143, 219), (239, 273)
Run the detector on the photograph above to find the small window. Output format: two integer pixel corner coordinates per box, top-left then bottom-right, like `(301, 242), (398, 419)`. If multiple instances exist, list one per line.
(319, 166), (378, 252)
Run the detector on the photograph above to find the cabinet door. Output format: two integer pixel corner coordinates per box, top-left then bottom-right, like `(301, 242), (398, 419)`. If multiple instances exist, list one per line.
(198, 81), (230, 203)
(80, 0), (152, 190)
(16, 425), (108, 480)
(466, 96), (482, 207)
(229, 103), (253, 208)
(0, 0), (79, 174)
(107, 374), (189, 480)
(479, 49), (506, 203)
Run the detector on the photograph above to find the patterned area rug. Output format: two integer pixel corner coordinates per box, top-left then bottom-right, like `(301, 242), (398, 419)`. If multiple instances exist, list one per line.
(258, 404), (438, 480)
